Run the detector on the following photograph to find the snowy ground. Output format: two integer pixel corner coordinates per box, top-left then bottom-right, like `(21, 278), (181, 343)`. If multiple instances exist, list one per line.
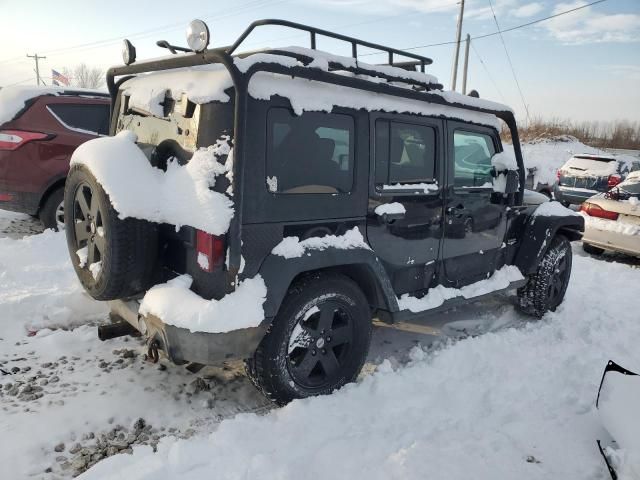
(1, 207), (639, 479)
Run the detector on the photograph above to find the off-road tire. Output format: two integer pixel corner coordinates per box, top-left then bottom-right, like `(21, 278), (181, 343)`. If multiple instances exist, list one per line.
(517, 234), (572, 318)
(40, 187), (64, 230)
(64, 164), (158, 301)
(246, 273), (372, 405)
(582, 242), (604, 256)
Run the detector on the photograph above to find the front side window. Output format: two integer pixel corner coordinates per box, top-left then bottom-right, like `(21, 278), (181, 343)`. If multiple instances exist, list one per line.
(453, 130), (495, 187)
(266, 109), (354, 194)
(375, 120), (436, 186)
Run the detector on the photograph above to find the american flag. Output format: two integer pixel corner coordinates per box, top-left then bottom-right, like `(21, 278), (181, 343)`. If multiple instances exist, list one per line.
(51, 69), (69, 86)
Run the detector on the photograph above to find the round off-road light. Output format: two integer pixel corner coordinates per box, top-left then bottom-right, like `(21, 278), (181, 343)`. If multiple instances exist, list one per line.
(122, 39), (136, 65)
(186, 19), (210, 53)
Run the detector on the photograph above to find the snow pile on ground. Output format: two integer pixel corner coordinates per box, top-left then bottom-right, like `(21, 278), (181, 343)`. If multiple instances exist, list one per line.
(0, 229), (107, 337)
(81, 252), (639, 480)
(140, 274), (267, 334)
(374, 202), (406, 216)
(271, 227), (370, 259)
(533, 201), (581, 217)
(70, 131), (234, 235)
(398, 265), (524, 313)
(597, 367), (640, 478)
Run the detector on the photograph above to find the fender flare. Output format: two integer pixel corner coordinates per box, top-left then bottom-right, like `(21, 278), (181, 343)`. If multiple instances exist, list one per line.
(257, 247), (398, 319)
(514, 213), (584, 275)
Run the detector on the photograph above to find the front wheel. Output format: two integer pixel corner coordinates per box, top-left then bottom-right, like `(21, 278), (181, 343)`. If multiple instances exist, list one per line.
(246, 273), (372, 405)
(517, 235), (573, 318)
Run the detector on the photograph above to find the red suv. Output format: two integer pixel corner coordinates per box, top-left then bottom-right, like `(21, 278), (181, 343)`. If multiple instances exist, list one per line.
(0, 86), (110, 229)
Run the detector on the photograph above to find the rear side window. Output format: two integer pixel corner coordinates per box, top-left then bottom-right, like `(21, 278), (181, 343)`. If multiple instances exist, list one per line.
(453, 130), (495, 187)
(375, 120), (436, 185)
(266, 108), (354, 194)
(48, 104), (110, 135)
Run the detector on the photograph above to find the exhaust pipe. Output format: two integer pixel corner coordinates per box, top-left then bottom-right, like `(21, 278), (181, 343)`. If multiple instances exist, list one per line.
(98, 321), (139, 341)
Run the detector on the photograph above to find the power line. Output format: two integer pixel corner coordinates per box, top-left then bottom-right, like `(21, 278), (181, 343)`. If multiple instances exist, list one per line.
(470, 42), (506, 103)
(487, 0), (530, 123)
(360, 0), (609, 55)
(0, 0), (284, 65)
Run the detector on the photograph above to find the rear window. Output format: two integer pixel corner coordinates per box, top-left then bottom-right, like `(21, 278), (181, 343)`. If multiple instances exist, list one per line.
(47, 103), (110, 136)
(563, 156), (617, 175)
(266, 108), (354, 194)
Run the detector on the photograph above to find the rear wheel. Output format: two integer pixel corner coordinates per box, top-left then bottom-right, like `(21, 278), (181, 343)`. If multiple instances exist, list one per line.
(246, 273), (372, 405)
(64, 164), (158, 300)
(40, 187), (65, 231)
(583, 242), (604, 256)
(518, 235), (572, 318)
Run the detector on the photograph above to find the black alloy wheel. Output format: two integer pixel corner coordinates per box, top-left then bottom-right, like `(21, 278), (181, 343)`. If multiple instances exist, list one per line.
(287, 300), (355, 389)
(246, 273), (372, 405)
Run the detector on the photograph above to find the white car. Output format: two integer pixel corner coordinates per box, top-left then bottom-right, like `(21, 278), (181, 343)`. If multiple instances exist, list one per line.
(580, 171), (640, 257)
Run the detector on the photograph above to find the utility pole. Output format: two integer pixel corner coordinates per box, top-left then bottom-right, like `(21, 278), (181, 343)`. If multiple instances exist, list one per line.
(26, 53), (46, 86)
(461, 34), (471, 95)
(450, 0), (465, 91)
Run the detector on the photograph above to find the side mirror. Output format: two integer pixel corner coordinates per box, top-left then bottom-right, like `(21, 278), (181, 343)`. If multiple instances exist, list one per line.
(505, 170), (519, 195)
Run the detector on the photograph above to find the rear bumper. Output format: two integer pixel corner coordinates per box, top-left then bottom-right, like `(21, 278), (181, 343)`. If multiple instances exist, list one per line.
(0, 188), (40, 215)
(583, 227), (640, 257)
(108, 299), (267, 365)
(553, 185), (599, 205)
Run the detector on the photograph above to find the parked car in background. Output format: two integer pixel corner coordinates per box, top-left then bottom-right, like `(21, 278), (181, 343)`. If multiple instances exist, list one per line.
(524, 166), (553, 198)
(0, 86), (110, 229)
(554, 154), (629, 206)
(580, 170), (640, 258)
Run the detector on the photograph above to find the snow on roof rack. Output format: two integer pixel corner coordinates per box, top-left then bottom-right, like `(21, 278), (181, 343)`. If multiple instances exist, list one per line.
(227, 19), (433, 72)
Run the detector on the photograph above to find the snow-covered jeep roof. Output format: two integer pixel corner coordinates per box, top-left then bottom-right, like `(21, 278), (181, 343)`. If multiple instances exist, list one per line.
(120, 45), (510, 131)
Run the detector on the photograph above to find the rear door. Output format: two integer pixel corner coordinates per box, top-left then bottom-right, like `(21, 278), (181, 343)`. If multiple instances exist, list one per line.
(441, 121), (508, 287)
(366, 114), (444, 295)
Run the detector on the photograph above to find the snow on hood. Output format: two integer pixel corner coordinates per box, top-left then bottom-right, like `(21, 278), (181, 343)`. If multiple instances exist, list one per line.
(70, 131), (234, 235)
(532, 201), (580, 217)
(139, 274), (267, 334)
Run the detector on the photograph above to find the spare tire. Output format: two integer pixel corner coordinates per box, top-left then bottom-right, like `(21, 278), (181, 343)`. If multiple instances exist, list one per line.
(64, 164), (158, 300)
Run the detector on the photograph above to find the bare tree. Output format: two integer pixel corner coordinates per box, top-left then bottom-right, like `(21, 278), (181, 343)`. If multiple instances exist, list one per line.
(62, 63), (105, 89)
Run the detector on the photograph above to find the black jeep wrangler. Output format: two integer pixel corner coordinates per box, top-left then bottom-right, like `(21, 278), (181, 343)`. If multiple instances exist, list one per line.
(64, 19), (584, 405)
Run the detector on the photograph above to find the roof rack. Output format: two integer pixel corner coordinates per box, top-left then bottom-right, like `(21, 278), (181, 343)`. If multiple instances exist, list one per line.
(227, 19), (433, 73)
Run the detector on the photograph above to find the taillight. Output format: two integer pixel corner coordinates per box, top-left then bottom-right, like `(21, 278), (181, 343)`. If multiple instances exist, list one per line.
(580, 202), (619, 220)
(195, 230), (225, 272)
(556, 169), (562, 180)
(0, 130), (49, 151)
(607, 174), (622, 188)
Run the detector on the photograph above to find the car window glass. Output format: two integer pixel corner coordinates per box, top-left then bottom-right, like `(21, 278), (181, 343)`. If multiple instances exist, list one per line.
(453, 130), (495, 187)
(375, 119), (436, 185)
(267, 109), (354, 194)
(48, 104), (110, 135)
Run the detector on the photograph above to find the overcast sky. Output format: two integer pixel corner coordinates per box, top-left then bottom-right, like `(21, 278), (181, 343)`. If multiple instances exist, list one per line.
(0, 0), (638, 123)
